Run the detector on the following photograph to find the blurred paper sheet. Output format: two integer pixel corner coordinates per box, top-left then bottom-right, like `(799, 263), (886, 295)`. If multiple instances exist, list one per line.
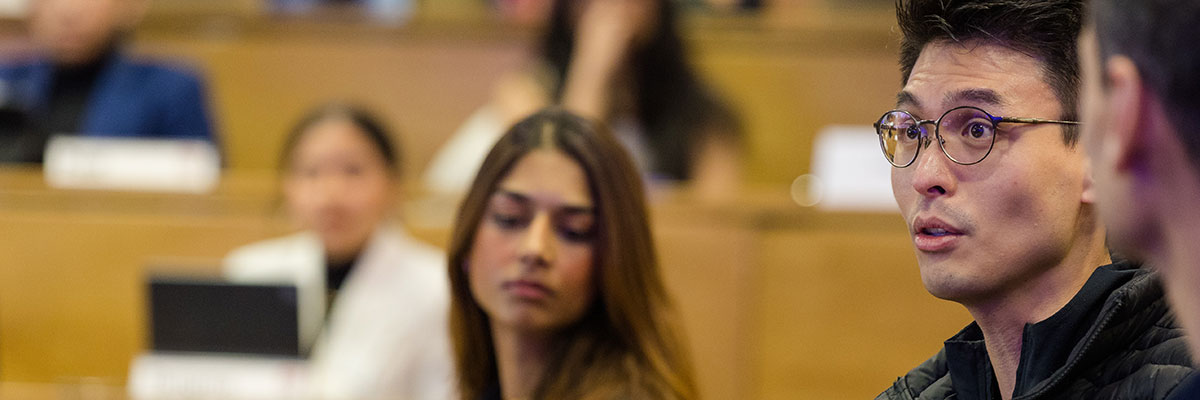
(798, 125), (898, 212)
(44, 136), (220, 193)
(128, 353), (309, 400)
(0, 0), (27, 17)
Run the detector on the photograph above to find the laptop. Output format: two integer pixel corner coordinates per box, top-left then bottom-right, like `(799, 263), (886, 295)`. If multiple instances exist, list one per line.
(147, 277), (304, 358)
(0, 106), (49, 164)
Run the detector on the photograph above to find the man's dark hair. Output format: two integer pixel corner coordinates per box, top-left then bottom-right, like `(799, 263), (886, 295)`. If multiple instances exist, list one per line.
(896, 0), (1084, 144)
(1090, 0), (1200, 168)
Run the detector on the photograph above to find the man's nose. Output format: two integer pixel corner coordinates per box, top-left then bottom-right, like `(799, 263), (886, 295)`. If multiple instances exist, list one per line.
(910, 134), (956, 197)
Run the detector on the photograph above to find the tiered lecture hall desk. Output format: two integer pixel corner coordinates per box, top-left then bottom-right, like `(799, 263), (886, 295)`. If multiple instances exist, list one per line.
(1, 3), (970, 398)
(0, 166), (968, 399)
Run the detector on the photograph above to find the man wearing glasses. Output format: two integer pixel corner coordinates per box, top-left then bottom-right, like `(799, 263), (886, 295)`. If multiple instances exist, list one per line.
(1077, 0), (1200, 398)
(875, 0), (1195, 399)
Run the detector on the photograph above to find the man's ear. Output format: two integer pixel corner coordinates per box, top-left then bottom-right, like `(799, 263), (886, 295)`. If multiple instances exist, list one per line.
(1104, 56), (1145, 172)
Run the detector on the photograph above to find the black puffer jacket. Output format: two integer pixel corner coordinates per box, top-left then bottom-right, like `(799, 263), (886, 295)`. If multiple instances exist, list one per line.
(877, 262), (1196, 400)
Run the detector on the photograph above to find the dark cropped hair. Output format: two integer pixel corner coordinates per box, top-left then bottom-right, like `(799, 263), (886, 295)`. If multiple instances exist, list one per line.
(278, 102), (402, 177)
(896, 0), (1083, 144)
(1090, 0), (1200, 167)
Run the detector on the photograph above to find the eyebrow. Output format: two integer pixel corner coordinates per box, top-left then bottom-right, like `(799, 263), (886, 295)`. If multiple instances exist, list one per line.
(895, 88), (1007, 115)
(896, 91), (921, 109)
(945, 88), (1006, 108)
(495, 190), (594, 215)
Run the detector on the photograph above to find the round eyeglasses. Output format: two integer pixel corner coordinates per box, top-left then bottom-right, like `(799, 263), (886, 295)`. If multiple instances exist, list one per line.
(873, 106), (1079, 168)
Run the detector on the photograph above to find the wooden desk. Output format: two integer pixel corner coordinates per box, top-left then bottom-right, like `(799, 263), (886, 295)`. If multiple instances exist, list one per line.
(119, 7), (900, 186)
(652, 190), (970, 399)
(0, 381), (126, 400)
(0, 168), (292, 384)
(0, 168), (970, 399)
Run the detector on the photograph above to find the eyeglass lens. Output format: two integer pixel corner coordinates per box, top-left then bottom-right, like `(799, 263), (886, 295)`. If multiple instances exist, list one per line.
(876, 107), (996, 166)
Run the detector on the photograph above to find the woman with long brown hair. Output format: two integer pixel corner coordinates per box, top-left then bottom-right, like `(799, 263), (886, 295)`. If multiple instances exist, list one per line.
(446, 108), (696, 400)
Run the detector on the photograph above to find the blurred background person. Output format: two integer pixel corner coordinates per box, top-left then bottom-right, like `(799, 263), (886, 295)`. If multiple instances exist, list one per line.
(223, 103), (452, 400)
(0, 0), (217, 164)
(424, 0), (742, 201)
(1078, 0), (1200, 398)
(447, 108), (697, 400)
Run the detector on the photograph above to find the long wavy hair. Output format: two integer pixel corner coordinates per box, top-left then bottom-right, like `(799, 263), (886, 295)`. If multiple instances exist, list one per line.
(541, 0), (740, 181)
(447, 108), (697, 400)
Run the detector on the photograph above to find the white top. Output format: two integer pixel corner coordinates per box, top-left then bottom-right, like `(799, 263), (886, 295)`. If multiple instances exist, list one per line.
(422, 105), (505, 193)
(223, 226), (454, 400)
(422, 105), (654, 194)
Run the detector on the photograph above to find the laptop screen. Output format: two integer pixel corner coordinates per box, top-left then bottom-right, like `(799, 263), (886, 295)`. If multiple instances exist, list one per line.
(0, 106), (49, 164)
(147, 277), (302, 358)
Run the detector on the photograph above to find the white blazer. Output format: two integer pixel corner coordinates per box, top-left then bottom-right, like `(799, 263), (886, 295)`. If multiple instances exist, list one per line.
(224, 226), (454, 400)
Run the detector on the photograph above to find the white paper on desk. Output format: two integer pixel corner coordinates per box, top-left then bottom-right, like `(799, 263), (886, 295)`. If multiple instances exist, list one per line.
(128, 353), (309, 400)
(0, 0), (29, 17)
(802, 125), (899, 212)
(43, 136), (220, 193)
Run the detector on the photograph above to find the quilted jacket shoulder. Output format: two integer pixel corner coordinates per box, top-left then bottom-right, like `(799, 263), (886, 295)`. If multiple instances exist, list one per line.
(877, 268), (1195, 400)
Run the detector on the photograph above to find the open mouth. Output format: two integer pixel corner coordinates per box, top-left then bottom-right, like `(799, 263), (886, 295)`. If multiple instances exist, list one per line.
(912, 217), (966, 252)
(919, 227), (960, 237)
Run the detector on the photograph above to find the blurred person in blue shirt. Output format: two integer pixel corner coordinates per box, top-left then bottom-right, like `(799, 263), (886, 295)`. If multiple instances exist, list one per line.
(0, 0), (217, 163)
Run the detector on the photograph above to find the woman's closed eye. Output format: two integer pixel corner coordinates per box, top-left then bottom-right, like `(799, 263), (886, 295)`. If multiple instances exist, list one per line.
(557, 226), (595, 242)
(491, 211), (529, 229)
(487, 192), (532, 230)
(556, 213), (596, 242)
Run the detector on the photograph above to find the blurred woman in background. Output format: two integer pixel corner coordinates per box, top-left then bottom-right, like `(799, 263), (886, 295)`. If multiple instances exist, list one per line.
(447, 108), (697, 400)
(425, 0), (741, 201)
(223, 103), (452, 400)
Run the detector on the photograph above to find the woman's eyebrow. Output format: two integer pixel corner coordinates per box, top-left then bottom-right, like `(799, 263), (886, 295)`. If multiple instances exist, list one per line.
(496, 189), (592, 213)
(558, 205), (595, 216)
(495, 190), (532, 205)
